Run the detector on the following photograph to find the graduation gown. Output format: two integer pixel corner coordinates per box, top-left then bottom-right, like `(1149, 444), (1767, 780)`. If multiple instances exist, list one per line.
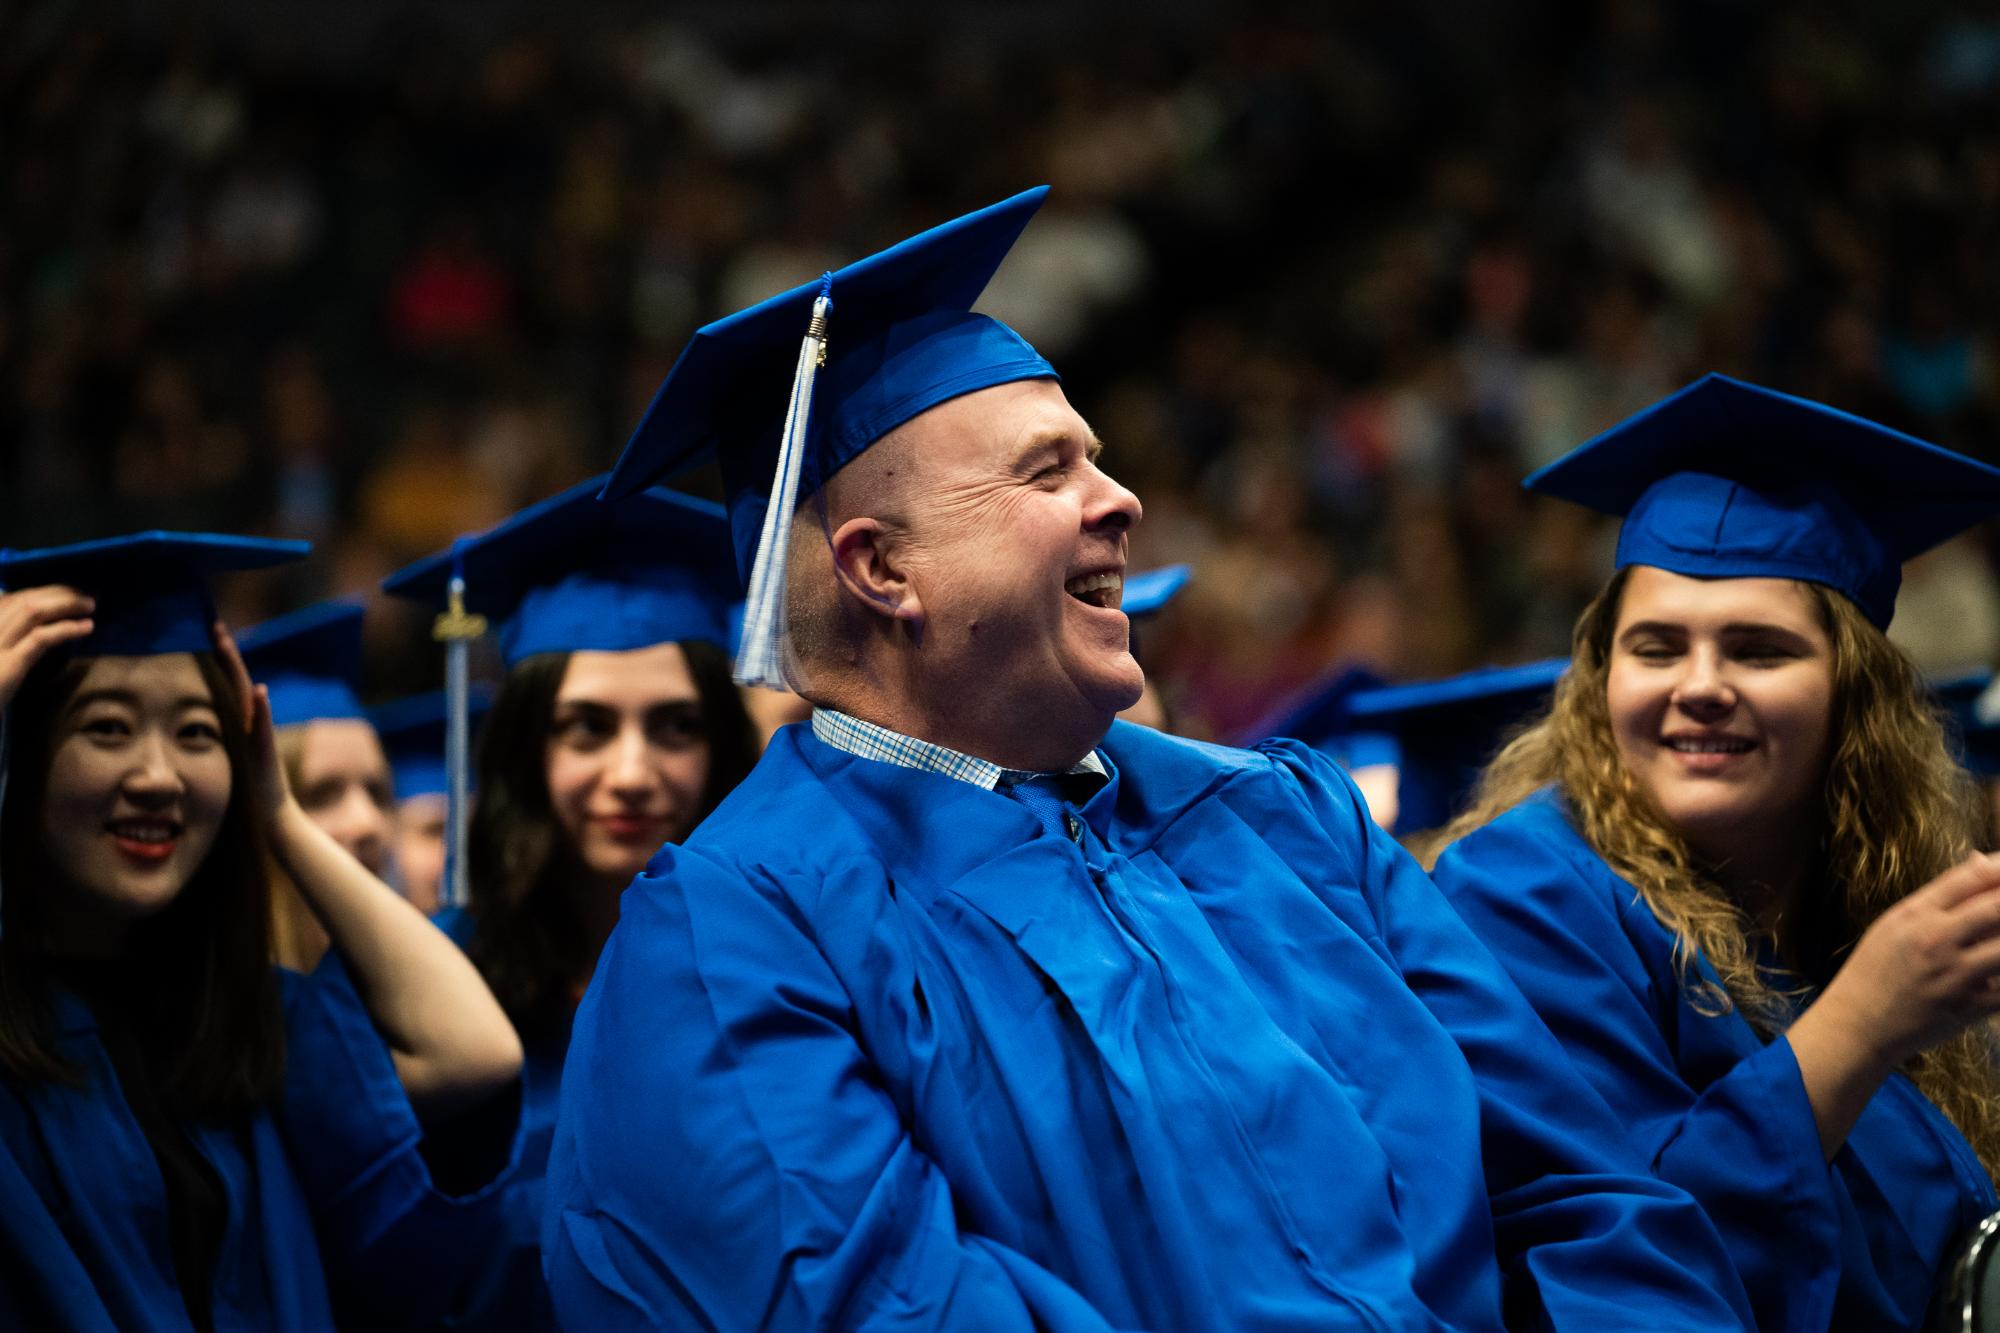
(1430, 789), (1999, 1332)
(430, 906), (567, 1332)
(0, 951), (516, 1331)
(544, 720), (1753, 1331)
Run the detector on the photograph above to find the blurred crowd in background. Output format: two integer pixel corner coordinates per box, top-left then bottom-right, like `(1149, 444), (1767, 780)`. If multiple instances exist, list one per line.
(8, 0), (2000, 740)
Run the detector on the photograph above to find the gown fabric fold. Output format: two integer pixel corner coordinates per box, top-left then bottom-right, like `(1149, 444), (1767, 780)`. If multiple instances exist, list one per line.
(546, 721), (1753, 1331)
(0, 949), (517, 1331)
(427, 905), (566, 1331)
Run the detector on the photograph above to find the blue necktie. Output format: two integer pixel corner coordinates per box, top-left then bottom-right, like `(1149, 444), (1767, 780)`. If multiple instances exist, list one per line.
(1002, 771), (1102, 842)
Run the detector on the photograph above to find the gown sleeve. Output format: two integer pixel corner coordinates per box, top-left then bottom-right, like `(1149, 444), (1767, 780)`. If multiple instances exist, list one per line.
(0, 1110), (120, 1332)
(542, 849), (1133, 1333)
(1262, 742), (1757, 1332)
(277, 949), (524, 1329)
(1429, 801), (1841, 1333)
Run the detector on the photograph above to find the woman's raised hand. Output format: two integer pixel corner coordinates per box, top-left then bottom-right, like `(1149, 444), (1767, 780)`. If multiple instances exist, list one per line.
(1820, 852), (2000, 1067)
(0, 586), (94, 711)
(210, 619), (293, 825)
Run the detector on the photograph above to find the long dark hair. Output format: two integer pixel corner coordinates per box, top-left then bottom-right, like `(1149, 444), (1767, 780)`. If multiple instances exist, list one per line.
(465, 638), (758, 1038)
(0, 653), (286, 1118)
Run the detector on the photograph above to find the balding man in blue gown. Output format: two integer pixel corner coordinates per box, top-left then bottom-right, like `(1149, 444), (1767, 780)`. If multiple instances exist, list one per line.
(542, 190), (1755, 1331)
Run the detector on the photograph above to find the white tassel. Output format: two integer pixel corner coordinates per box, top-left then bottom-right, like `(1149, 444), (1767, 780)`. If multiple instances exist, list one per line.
(735, 285), (832, 689)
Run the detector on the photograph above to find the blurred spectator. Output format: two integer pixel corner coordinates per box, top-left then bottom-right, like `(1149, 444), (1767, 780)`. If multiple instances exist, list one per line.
(2, 1), (1997, 733)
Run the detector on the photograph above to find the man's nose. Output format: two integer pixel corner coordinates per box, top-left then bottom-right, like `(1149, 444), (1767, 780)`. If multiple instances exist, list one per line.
(1085, 465), (1143, 535)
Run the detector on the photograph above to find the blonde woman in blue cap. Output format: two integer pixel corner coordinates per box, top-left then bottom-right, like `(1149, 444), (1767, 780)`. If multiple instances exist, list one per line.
(383, 478), (757, 1331)
(1429, 375), (2000, 1331)
(0, 534), (522, 1330)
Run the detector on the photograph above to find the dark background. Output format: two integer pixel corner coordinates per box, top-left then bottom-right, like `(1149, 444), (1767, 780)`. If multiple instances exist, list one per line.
(7, 0), (2000, 737)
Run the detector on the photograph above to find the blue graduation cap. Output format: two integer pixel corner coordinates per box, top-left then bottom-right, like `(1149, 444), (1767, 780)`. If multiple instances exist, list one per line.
(599, 187), (1059, 687)
(369, 687), (494, 801)
(1932, 670), (2000, 782)
(379, 477), (740, 667)
(1525, 373), (2000, 628)
(1248, 659), (1566, 833)
(1123, 563), (1190, 667)
(1123, 564), (1191, 619)
(0, 532), (310, 657)
(1342, 659), (1569, 833)
(239, 600), (368, 728)
(1234, 663), (1388, 759)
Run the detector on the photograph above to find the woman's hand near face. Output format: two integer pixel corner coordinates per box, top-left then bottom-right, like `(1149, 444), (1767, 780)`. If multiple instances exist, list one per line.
(0, 586), (95, 710)
(210, 619), (522, 1121)
(211, 621), (291, 825)
(1789, 852), (2000, 1157)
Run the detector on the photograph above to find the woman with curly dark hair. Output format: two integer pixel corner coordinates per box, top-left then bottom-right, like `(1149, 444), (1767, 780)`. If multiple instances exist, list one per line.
(383, 477), (758, 1332)
(1429, 375), (2000, 1331)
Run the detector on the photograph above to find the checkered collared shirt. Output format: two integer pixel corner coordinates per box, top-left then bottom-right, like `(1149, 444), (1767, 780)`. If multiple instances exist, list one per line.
(810, 707), (1108, 791)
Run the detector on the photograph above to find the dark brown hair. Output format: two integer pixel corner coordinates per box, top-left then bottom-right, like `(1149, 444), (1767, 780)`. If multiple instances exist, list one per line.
(465, 638), (758, 1038)
(0, 653), (286, 1118)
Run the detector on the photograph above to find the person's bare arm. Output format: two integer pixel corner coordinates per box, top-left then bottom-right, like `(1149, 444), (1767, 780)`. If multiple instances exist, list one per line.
(216, 623), (522, 1121)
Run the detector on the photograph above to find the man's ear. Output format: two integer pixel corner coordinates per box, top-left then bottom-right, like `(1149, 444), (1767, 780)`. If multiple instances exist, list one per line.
(828, 517), (923, 622)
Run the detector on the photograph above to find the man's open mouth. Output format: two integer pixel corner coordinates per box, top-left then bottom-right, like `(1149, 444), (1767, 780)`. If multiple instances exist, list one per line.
(1065, 571), (1123, 609)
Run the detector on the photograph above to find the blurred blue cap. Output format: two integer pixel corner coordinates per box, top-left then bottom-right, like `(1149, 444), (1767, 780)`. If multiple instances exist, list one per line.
(1123, 564), (1191, 619)
(1343, 659), (1569, 832)
(380, 478), (740, 667)
(600, 188), (1058, 578)
(1932, 670), (2000, 781)
(0, 532), (310, 656)
(239, 600), (367, 727)
(368, 687), (495, 800)
(1250, 659), (1565, 832)
(1525, 373), (2000, 628)
(1240, 660), (1384, 752)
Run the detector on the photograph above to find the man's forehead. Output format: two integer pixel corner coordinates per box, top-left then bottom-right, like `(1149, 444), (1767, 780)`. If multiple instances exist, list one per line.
(901, 379), (1087, 457)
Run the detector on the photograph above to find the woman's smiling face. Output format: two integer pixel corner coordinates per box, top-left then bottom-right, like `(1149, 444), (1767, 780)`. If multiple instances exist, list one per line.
(39, 654), (234, 947)
(1606, 566), (1836, 870)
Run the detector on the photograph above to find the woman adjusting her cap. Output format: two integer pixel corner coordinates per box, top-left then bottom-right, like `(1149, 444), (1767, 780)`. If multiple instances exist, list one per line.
(0, 533), (522, 1330)
(239, 599), (398, 965)
(1428, 374), (2000, 1332)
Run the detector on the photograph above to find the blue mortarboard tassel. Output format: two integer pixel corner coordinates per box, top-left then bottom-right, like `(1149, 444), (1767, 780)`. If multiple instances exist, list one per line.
(432, 540), (487, 912)
(736, 275), (833, 690)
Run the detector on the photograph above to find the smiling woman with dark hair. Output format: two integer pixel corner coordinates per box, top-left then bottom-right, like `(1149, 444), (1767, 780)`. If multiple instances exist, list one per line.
(1430, 375), (2000, 1331)
(0, 533), (522, 1332)
(382, 477), (757, 1331)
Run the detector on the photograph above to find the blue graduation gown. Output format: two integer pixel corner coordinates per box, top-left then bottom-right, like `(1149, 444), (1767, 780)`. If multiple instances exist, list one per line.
(544, 721), (1754, 1330)
(431, 906), (567, 1332)
(1430, 789), (1999, 1332)
(0, 951), (516, 1331)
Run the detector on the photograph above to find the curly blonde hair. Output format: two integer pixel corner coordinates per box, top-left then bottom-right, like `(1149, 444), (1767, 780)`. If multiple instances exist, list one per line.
(1436, 567), (2000, 1182)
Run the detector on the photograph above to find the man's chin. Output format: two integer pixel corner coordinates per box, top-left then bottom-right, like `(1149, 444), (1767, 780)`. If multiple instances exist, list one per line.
(1085, 659), (1147, 719)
